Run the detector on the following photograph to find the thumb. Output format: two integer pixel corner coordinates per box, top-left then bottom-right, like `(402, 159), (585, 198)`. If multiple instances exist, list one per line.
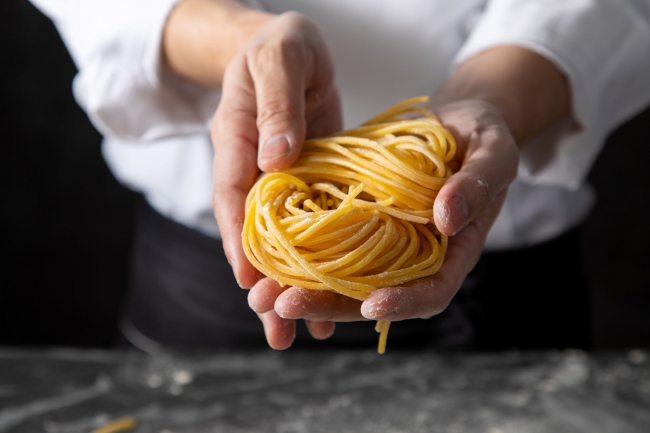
(434, 123), (518, 236)
(252, 51), (307, 172)
(250, 13), (336, 171)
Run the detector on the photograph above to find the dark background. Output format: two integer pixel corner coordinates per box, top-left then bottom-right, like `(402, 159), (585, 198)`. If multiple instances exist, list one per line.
(1, 1), (649, 349)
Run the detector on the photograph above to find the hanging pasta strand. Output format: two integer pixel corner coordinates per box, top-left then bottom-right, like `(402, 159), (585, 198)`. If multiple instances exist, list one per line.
(242, 96), (456, 353)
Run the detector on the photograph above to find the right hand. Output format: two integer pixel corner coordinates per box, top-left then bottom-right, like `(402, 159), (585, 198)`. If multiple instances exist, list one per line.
(211, 12), (342, 349)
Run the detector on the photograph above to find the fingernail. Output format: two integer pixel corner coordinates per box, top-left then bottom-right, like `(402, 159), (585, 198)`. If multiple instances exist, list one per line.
(447, 195), (469, 234)
(259, 134), (292, 164)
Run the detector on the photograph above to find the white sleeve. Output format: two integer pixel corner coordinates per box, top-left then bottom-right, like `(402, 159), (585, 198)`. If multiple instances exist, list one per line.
(29, 0), (222, 142)
(454, 0), (650, 190)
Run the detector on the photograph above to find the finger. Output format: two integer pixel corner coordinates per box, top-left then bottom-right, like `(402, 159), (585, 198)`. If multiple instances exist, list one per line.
(434, 107), (519, 236)
(305, 85), (342, 139)
(362, 190), (507, 321)
(305, 320), (336, 340)
(250, 18), (307, 171)
(211, 55), (263, 288)
(251, 281), (336, 340)
(258, 310), (296, 350)
(275, 287), (366, 322)
(252, 13), (335, 171)
(248, 277), (285, 313)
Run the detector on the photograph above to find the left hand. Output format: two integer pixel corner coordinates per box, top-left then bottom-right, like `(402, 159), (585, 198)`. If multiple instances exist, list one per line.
(247, 99), (520, 346)
(210, 12), (344, 348)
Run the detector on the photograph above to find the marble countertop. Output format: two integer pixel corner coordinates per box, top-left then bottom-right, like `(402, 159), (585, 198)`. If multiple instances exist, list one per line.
(1, 349), (649, 433)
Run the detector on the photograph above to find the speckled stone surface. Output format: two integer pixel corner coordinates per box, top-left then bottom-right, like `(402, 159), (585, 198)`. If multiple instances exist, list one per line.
(1, 349), (649, 433)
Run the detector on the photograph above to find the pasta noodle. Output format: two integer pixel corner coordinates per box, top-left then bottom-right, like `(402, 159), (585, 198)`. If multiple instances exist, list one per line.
(242, 96), (456, 353)
(90, 417), (137, 433)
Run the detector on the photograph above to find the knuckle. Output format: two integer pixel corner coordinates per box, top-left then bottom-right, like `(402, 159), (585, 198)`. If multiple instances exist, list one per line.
(257, 99), (300, 128)
(246, 12), (325, 79)
(276, 34), (305, 58)
(248, 27), (307, 67)
(278, 11), (314, 32)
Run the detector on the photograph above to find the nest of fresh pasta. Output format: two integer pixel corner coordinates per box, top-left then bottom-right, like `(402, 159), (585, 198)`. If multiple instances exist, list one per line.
(243, 96), (456, 352)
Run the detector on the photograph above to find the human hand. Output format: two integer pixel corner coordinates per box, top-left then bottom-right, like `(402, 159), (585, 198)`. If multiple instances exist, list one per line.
(247, 99), (519, 346)
(211, 12), (342, 348)
(248, 45), (570, 349)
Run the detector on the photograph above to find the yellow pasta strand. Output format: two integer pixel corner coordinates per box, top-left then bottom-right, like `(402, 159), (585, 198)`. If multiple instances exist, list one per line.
(242, 96), (456, 353)
(90, 417), (138, 433)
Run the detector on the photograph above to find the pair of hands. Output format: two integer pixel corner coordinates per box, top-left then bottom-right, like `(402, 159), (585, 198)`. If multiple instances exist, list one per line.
(210, 13), (520, 349)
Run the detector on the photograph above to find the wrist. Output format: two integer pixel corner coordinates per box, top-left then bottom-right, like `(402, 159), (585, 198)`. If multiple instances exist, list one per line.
(163, 0), (274, 88)
(433, 46), (569, 145)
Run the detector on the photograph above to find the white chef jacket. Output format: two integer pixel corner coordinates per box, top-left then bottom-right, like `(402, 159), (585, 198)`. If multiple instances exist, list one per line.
(31, 0), (650, 250)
